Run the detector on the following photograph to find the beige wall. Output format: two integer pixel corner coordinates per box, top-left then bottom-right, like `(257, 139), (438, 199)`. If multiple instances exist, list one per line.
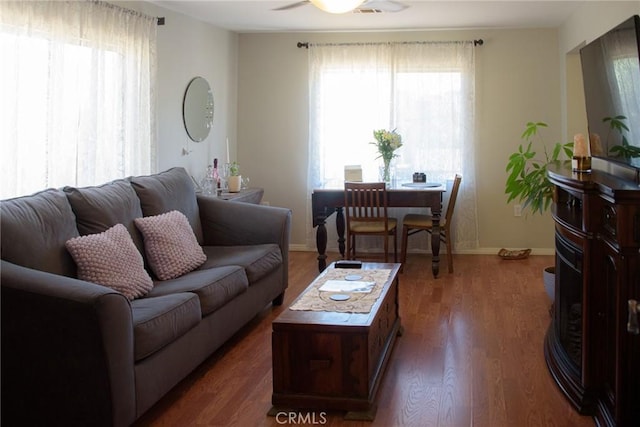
(130, 0), (639, 253)
(237, 2), (640, 253)
(238, 29), (563, 253)
(559, 2), (639, 54)
(122, 1), (239, 180)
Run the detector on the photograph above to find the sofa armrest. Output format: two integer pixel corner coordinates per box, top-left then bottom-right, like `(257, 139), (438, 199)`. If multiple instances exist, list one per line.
(197, 195), (291, 288)
(1, 260), (136, 427)
(197, 195), (291, 247)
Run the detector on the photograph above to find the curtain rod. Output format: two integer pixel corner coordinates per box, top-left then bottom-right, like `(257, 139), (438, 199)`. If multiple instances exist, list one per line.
(91, 1), (164, 25)
(297, 39), (483, 49)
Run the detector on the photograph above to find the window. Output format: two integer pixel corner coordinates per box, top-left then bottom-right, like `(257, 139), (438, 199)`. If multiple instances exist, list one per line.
(0, 1), (156, 199)
(307, 42), (478, 251)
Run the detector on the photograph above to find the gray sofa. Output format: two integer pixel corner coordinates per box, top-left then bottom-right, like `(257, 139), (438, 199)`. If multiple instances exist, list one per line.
(1, 167), (291, 427)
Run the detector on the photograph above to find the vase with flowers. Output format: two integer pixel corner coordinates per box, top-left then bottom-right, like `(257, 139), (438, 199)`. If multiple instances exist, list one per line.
(371, 129), (403, 185)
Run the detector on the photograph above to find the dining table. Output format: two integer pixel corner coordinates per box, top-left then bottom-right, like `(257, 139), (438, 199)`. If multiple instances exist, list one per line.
(311, 182), (446, 277)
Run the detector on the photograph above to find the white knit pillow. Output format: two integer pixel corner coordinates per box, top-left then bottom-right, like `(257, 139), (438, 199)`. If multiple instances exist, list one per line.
(65, 224), (153, 300)
(134, 210), (206, 280)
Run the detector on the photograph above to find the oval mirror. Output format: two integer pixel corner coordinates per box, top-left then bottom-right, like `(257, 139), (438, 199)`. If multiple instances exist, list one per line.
(183, 76), (214, 142)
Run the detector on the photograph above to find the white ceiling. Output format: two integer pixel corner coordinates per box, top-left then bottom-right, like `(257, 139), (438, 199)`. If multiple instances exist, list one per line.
(150, 0), (589, 33)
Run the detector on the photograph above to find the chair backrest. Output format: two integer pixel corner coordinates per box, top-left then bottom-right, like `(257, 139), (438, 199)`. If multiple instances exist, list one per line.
(444, 174), (462, 225)
(344, 181), (391, 230)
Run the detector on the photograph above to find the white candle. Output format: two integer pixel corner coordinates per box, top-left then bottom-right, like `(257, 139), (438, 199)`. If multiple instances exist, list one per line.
(226, 137), (230, 164)
(573, 133), (588, 157)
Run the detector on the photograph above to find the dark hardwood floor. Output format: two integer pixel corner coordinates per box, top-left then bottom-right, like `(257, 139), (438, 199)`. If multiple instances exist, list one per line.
(134, 251), (594, 427)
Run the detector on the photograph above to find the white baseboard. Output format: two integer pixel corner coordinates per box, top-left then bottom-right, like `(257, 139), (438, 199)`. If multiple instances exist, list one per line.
(288, 244), (555, 256)
(289, 244), (313, 252)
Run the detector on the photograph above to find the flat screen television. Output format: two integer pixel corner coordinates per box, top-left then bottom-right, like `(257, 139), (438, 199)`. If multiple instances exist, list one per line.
(580, 15), (640, 170)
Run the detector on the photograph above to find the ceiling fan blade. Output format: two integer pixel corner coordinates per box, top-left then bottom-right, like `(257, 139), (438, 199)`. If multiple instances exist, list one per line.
(273, 1), (310, 11)
(360, 0), (408, 13)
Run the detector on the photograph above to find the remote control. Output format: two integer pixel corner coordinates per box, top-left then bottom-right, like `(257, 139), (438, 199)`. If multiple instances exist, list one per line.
(334, 260), (362, 269)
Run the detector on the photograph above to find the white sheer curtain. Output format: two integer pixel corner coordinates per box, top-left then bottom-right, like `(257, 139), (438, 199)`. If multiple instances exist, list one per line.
(307, 41), (479, 253)
(0, 1), (157, 199)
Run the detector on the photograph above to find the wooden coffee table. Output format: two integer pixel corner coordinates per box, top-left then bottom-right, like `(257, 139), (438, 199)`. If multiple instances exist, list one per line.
(271, 262), (401, 420)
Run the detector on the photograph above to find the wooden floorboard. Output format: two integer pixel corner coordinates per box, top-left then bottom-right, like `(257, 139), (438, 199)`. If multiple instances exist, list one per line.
(134, 251), (594, 427)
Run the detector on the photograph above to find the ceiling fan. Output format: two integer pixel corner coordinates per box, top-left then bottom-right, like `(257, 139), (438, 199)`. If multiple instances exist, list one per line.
(274, 0), (409, 14)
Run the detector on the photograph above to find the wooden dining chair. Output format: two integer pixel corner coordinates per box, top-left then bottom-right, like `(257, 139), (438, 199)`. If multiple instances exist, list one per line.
(344, 181), (398, 263)
(400, 174), (462, 273)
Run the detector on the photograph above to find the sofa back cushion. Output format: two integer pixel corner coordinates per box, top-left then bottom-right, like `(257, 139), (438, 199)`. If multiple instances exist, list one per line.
(1, 189), (79, 277)
(64, 179), (145, 255)
(130, 167), (203, 244)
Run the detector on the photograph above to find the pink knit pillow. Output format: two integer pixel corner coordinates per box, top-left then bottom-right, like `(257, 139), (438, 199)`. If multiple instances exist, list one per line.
(134, 210), (206, 280)
(65, 224), (153, 300)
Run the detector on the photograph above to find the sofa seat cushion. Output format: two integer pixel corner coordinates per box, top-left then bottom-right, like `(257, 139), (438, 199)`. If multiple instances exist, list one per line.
(147, 266), (248, 316)
(200, 244), (282, 284)
(1, 189), (79, 277)
(131, 293), (201, 361)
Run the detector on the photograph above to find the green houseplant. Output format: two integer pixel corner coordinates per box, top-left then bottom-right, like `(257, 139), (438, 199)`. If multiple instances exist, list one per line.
(505, 122), (573, 215)
(505, 122), (573, 303)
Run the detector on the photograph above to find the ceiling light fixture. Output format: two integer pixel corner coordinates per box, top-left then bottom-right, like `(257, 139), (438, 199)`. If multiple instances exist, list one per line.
(309, 0), (366, 14)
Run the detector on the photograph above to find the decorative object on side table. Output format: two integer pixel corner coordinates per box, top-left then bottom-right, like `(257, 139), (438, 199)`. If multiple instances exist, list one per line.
(200, 158), (222, 196)
(200, 164), (215, 196)
(371, 129), (402, 185)
(213, 158), (222, 195)
(227, 161), (242, 192)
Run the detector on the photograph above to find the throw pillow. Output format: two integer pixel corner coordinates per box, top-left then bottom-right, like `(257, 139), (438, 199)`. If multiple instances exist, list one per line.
(65, 224), (153, 300)
(134, 210), (206, 280)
